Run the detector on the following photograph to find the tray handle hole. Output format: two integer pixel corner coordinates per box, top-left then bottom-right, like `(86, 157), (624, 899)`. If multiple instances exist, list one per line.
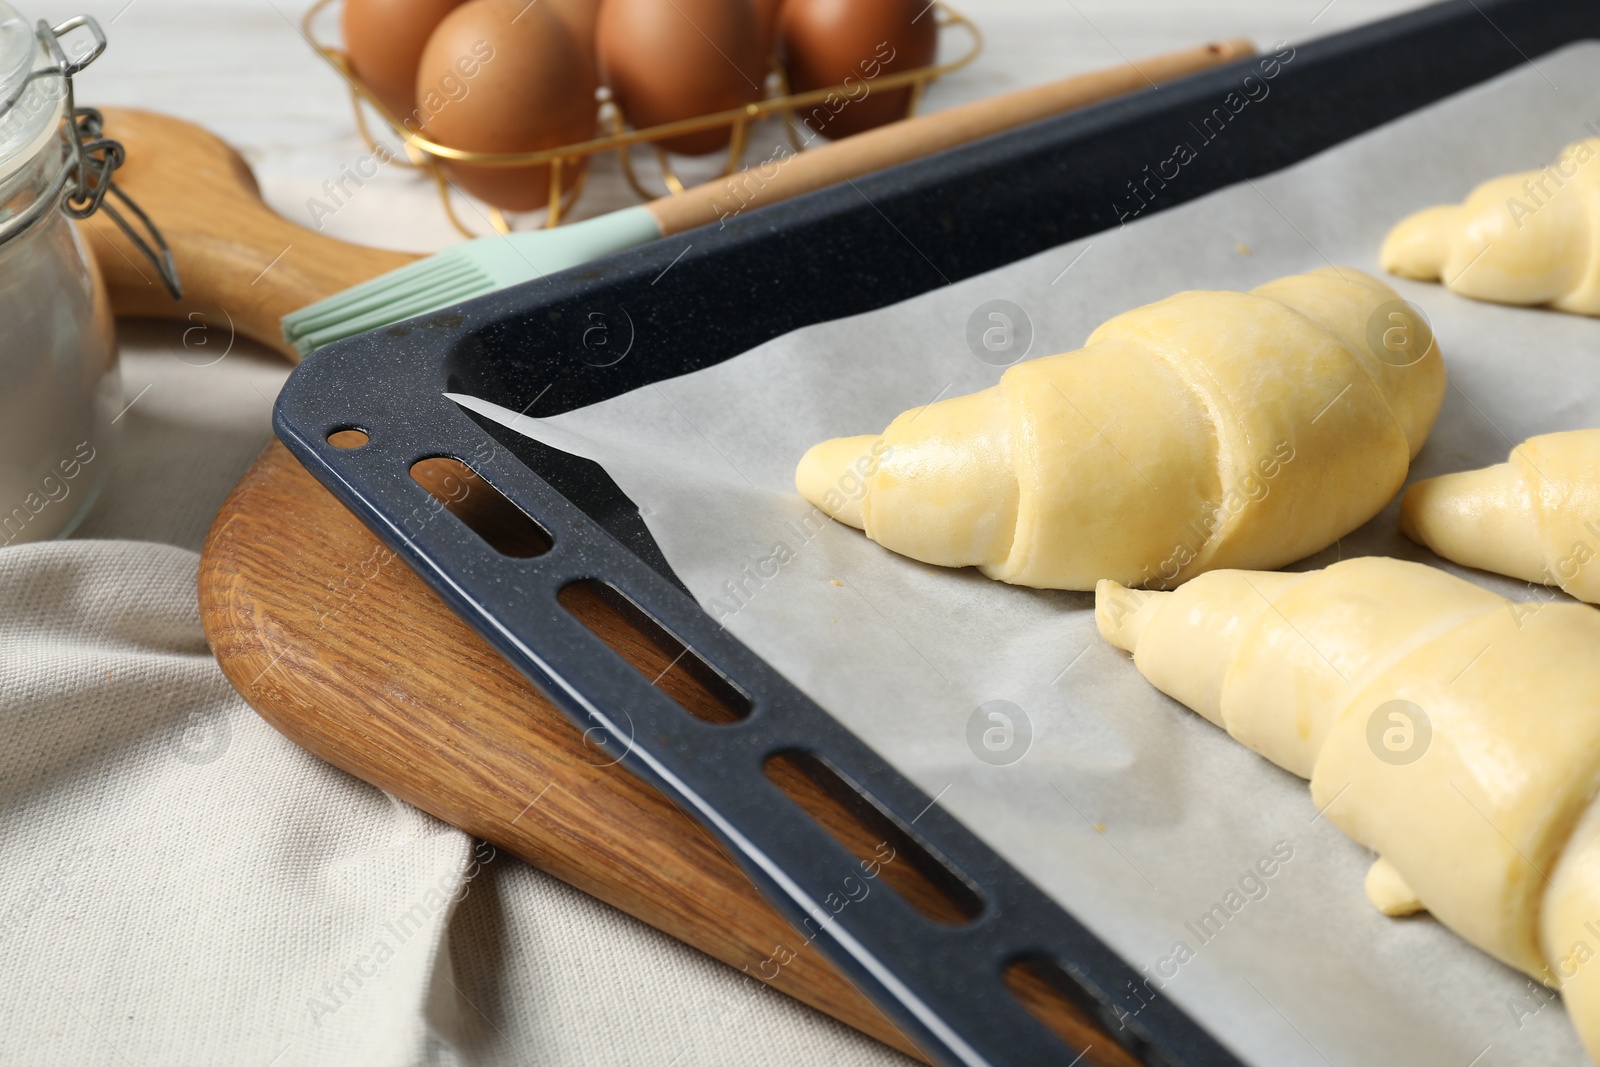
(763, 750), (984, 926)
(327, 428), (369, 449)
(410, 457), (553, 558)
(557, 579), (751, 724)
(1004, 956), (1140, 1064)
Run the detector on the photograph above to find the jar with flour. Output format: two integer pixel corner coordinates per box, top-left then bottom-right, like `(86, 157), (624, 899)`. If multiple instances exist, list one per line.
(0, 5), (177, 545)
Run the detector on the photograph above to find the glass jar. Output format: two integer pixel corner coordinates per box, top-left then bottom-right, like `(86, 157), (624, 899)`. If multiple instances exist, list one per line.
(0, 4), (120, 545)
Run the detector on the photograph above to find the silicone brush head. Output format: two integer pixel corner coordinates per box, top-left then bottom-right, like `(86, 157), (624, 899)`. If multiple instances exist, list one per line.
(279, 205), (664, 356)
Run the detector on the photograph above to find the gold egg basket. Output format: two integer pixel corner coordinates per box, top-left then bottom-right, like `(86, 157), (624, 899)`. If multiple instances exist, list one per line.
(301, 0), (982, 237)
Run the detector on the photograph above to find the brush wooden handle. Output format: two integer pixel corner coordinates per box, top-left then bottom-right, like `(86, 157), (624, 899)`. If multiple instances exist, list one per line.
(649, 38), (1256, 236)
(81, 107), (419, 361)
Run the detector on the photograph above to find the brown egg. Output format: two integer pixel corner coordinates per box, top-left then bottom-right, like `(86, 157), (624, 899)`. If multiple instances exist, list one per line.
(417, 0), (599, 211)
(597, 0), (765, 156)
(343, 0), (466, 117)
(780, 0), (937, 140)
(750, 0), (783, 58)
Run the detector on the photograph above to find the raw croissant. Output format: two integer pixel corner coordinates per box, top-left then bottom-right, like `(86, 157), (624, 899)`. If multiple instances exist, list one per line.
(1401, 428), (1600, 603)
(1380, 138), (1600, 315)
(795, 267), (1445, 590)
(1096, 556), (1600, 1061)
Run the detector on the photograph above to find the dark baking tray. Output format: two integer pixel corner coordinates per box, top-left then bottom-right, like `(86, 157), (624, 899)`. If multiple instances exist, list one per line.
(274, 2), (1600, 1063)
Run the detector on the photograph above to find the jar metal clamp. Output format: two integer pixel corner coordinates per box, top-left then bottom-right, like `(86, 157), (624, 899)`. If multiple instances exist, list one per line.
(0, 13), (179, 296)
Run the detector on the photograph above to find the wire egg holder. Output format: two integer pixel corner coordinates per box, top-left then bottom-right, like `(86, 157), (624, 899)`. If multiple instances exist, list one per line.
(301, 0), (982, 237)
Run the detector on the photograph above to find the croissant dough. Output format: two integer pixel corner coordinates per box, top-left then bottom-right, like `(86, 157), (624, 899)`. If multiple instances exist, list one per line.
(796, 267), (1445, 590)
(1097, 556), (1600, 1061)
(1401, 429), (1600, 604)
(1380, 138), (1600, 314)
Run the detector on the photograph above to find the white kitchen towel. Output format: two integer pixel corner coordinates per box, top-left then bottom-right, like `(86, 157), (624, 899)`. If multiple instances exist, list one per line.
(0, 537), (911, 1066)
(0, 539), (472, 1065)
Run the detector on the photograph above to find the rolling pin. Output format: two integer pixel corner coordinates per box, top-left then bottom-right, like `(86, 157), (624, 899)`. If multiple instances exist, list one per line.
(84, 38), (1253, 360)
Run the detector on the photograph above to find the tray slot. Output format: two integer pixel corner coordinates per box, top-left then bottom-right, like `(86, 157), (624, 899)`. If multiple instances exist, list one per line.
(410, 456), (554, 558)
(458, 405), (692, 595)
(765, 749), (984, 926)
(558, 578), (752, 724)
(1004, 957), (1147, 1067)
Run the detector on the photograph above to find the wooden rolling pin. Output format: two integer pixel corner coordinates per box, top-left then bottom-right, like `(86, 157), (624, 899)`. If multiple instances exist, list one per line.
(85, 38), (1253, 360)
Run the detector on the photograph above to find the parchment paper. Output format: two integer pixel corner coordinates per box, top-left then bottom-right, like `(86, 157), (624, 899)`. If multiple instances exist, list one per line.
(452, 44), (1600, 1067)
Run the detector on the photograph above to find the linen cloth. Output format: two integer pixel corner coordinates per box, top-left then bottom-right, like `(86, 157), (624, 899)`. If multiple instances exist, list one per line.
(1, 0), (1430, 1063)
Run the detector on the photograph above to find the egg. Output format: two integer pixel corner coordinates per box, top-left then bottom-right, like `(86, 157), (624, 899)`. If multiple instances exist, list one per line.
(779, 0), (937, 140)
(343, 0), (466, 117)
(597, 0), (765, 155)
(416, 0), (599, 211)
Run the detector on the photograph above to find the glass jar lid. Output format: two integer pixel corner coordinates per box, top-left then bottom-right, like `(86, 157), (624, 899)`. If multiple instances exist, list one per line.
(0, 1), (64, 182)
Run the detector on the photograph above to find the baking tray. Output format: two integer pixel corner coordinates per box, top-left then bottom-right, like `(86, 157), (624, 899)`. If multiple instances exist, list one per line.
(273, 2), (1600, 1063)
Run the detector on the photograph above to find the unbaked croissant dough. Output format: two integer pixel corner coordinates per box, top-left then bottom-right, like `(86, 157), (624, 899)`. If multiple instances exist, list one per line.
(1401, 429), (1600, 603)
(796, 267), (1445, 590)
(1380, 138), (1600, 314)
(1096, 556), (1600, 1061)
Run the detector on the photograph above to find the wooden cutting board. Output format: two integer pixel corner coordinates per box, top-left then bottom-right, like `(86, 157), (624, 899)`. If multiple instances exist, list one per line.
(199, 441), (1137, 1066)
